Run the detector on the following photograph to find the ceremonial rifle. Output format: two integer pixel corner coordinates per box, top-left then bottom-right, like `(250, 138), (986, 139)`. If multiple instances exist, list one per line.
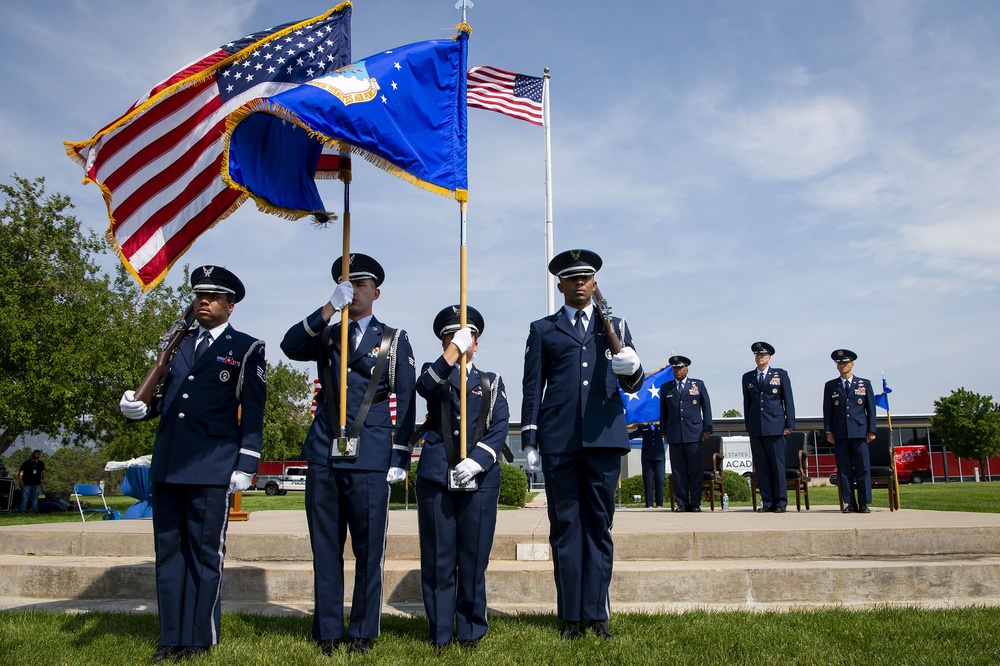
(133, 301), (197, 404)
(592, 284), (622, 355)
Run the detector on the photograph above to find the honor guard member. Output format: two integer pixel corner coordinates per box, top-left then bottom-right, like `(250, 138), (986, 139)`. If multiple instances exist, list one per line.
(742, 341), (795, 512)
(280, 253), (416, 655)
(521, 249), (644, 640)
(660, 355), (713, 512)
(631, 423), (665, 508)
(414, 305), (510, 650)
(823, 349), (877, 513)
(119, 266), (266, 663)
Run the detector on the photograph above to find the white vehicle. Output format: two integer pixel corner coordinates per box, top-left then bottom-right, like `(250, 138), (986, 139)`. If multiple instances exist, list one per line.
(722, 436), (754, 478)
(253, 466), (308, 495)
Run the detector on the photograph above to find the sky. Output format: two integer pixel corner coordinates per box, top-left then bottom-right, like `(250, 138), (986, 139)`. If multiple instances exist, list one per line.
(3, 0), (1000, 422)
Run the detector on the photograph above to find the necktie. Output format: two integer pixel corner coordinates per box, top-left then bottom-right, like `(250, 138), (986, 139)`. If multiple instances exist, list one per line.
(758, 371), (764, 387)
(348, 321), (359, 354)
(195, 332), (212, 361)
(574, 310), (586, 338)
(844, 380), (850, 394)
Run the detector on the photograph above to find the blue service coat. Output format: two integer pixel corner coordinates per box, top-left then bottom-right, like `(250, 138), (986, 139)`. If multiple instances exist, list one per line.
(660, 378), (713, 444)
(823, 376), (876, 439)
(415, 357), (510, 488)
(633, 423), (664, 462)
(742, 367), (795, 436)
(281, 308), (416, 471)
(148, 324), (266, 483)
(520, 310), (643, 452)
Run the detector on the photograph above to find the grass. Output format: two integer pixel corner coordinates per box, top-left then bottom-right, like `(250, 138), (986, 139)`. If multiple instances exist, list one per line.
(3, 482), (998, 527)
(1, 607), (999, 665)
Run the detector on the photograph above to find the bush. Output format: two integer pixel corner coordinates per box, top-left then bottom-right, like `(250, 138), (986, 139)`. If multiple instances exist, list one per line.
(390, 460), (527, 507)
(723, 470), (751, 502)
(620, 473), (668, 505)
(498, 461), (527, 507)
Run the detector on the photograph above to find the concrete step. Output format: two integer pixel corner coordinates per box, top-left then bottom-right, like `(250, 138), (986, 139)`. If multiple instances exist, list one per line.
(2, 554), (999, 612)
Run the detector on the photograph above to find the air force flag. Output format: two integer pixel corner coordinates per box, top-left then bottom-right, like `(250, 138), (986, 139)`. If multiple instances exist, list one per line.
(621, 364), (674, 425)
(223, 28), (469, 219)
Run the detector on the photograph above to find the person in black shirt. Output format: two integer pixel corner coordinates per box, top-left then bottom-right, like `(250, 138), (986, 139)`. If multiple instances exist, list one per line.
(18, 449), (45, 513)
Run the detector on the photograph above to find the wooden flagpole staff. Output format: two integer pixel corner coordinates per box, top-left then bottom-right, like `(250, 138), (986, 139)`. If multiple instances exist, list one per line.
(339, 173), (352, 442)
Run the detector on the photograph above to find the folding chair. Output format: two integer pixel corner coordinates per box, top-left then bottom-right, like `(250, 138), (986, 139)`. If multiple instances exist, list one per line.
(71, 483), (113, 521)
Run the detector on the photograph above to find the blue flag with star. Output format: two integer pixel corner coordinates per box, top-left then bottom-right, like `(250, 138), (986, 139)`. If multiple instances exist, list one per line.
(621, 364), (674, 425)
(222, 28), (469, 218)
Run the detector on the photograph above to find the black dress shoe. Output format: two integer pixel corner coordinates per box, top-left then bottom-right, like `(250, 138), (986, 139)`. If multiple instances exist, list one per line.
(757, 506), (772, 513)
(561, 622), (586, 640)
(673, 506), (686, 512)
(590, 621), (613, 640)
(430, 641), (450, 652)
(152, 646), (181, 664)
(349, 637), (373, 654)
(691, 506), (702, 512)
(774, 507), (786, 513)
(459, 638), (480, 649)
(318, 639), (342, 655)
(177, 646), (209, 661)
(842, 505), (855, 513)
(858, 504), (871, 513)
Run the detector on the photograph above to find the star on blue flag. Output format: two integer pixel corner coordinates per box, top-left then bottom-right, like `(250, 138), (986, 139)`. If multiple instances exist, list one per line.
(621, 364), (674, 425)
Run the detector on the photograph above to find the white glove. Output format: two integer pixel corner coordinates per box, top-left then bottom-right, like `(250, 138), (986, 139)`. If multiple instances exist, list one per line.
(524, 446), (542, 473)
(451, 327), (475, 353)
(119, 390), (149, 420)
(329, 281), (354, 310)
(611, 346), (641, 376)
(229, 471), (255, 493)
(454, 458), (484, 484)
(386, 466), (407, 484)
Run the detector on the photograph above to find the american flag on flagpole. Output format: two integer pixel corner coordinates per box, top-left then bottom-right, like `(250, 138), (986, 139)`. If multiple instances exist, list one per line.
(467, 66), (543, 126)
(64, 4), (352, 291)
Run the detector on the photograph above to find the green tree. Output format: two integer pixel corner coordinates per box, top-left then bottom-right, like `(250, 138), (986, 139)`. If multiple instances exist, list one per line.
(723, 409), (742, 418)
(261, 361), (314, 462)
(930, 388), (1000, 481)
(0, 175), (187, 457)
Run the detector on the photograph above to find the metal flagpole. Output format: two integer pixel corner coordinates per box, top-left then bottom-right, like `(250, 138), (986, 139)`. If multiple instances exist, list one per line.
(457, 0), (473, 458)
(543, 68), (555, 314)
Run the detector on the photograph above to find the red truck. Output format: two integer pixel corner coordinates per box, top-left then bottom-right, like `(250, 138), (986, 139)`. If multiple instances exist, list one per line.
(894, 445), (932, 484)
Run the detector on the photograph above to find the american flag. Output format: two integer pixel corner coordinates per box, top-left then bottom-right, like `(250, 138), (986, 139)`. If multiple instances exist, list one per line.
(65, 5), (352, 290)
(467, 66), (544, 126)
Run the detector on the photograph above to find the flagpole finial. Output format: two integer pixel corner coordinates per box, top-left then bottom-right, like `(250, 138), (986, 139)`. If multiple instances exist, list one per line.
(455, 0), (473, 23)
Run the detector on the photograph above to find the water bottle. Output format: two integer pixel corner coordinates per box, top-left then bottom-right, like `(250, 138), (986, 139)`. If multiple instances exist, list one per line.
(722, 493), (729, 511)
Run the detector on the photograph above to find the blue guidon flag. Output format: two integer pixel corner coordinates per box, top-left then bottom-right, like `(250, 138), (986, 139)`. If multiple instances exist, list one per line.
(222, 27), (470, 219)
(621, 364), (675, 425)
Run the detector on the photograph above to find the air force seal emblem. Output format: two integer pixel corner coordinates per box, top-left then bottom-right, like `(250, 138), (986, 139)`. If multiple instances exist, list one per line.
(309, 62), (380, 106)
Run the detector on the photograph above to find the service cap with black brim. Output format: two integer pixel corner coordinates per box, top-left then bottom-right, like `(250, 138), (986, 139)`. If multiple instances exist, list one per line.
(831, 349), (858, 363)
(548, 249), (603, 279)
(191, 265), (245, 303)
(751, 341), (775, 355)
(668, 355), (691, 368)
(331, 253), (385, 287)
(433, 305), (485, 339)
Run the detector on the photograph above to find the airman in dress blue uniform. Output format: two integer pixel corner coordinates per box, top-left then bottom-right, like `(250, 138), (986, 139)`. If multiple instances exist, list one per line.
(521, 249), (644, 640)
(660, 355), (713, 512)
(742, 341), (795, 512)
(632, 423), (664, 507)
(280, 254), (416, 655)
(119, 266), (266, 663)
(823, 349), (877, 513)
(414, 305), (510, 650)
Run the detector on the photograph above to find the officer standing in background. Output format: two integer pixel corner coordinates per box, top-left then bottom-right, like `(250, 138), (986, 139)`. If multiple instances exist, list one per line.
(521, 249), (644, 641)
(414, 305), (510, 650)
(823, 349), (877, 514)
(660, 355), (713, 512)
(742, 341), (795, 513)
(632, 422), (664, 508)
(119, 266), (266, 663)
(17, 450), (45, 513)
(281, 253), (416, 655)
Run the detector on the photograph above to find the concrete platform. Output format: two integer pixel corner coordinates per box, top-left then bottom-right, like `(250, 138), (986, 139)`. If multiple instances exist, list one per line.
(2, 506), (999, 614)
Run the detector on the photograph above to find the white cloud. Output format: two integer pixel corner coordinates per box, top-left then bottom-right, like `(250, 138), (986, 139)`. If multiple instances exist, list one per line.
(707, 96), (869, 181)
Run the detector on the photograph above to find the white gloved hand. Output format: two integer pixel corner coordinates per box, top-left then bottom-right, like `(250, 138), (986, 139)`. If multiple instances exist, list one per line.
(328, 281), (354, 310)
(453, 457), (484, 484)
(451, 327), (475, 353)
(386, 466), (407, 484)
(229, 471), (255, 493)
(119, 390), (149, 420)
(524, 446), (542, 473)
(611, 346), (641, 376)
